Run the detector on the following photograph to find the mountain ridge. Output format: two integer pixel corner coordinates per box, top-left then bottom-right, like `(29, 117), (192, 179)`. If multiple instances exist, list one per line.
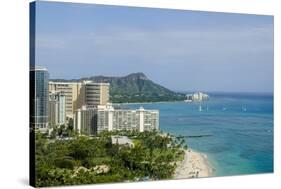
(51, 73), (186, 103)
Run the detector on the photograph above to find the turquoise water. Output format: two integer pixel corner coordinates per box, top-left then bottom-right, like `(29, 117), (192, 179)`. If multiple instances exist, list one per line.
(121, 93), (273, 176)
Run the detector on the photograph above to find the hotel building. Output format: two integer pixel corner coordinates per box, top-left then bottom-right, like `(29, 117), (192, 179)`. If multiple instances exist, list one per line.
(49, 80), (159, 135)
(85, 82), (109, 106)
(74, 106), (97, 135)
(30, 66), (49, 132)
(48, 91), (66, 126)
(74, 105), (159, 135)
(48, 81), (109, 118)
(48, 82), (84, 118)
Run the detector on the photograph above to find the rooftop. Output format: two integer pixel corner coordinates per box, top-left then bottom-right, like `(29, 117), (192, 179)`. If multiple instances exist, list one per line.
(30, 66), (48, 72)
(111, 136), (134, 147)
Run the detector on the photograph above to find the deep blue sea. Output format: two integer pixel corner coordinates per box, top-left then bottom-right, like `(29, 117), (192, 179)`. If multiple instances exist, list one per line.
(121, 93), (273, 177)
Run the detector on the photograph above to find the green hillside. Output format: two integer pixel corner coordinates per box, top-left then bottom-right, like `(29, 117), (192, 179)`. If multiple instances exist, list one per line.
(52, 73), (186, 103)
(89, 73), (185, 103)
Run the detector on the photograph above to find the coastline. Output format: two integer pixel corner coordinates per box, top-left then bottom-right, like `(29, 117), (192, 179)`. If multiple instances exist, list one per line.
(113, 100), (185, 106)
(173, 149), (214, 179)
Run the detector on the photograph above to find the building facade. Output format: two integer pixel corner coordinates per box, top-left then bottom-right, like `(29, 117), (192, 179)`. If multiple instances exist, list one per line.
(30, 66), (49, 132)
(74, 105), (159, 135)
(48, 91), (66, 126)
(85, 82), (110, 106)
(74, 106), (97, 135)
(49, 82), (84, 118)
(186, 92), (209, 102)
(111, 107), (159, 132)
(48, 81), (109, 118)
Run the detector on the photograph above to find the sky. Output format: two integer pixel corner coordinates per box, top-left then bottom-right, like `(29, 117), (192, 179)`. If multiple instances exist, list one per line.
(35, 1), (274, 93)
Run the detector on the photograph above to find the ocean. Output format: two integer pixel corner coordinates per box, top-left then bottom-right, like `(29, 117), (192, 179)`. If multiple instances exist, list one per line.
(120, 93), (274, 177)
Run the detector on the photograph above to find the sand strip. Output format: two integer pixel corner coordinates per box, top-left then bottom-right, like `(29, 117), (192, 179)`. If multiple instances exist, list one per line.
(173, 149), (214, 179)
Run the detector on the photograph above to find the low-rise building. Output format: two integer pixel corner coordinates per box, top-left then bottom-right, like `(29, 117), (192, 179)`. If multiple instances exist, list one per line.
(111, 136), (134, 147)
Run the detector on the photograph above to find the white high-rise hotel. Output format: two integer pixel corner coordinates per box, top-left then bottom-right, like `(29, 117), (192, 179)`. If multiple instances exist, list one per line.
(74, 105), (159, 135)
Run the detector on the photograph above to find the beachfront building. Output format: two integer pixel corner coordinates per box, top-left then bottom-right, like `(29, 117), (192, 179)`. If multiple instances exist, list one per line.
(141, 107), (159, 131)
(30, 66), (49, 132)
(95, 104), (114, 133)
(74, 106), (97, 135)
(74, 104), (159, 135)
(96, 105), (159, 133)
(48, 91), (66, 126)
(186, 92), (209, 102)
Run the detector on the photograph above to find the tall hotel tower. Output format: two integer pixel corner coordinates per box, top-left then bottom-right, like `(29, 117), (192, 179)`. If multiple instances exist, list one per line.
(30, 66), (49, 132)
(85, 82), (109, 106)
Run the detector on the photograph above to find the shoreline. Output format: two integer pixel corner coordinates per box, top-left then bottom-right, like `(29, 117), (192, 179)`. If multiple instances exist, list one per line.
(173, 149), (214, 179)
(113, 100), (185, 106)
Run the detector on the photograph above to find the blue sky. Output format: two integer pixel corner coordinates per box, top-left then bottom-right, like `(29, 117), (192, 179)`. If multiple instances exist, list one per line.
(35, 1), (273, 93)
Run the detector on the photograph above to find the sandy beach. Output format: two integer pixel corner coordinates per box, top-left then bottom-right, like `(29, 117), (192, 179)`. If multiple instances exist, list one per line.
(173, 149), (214, 179)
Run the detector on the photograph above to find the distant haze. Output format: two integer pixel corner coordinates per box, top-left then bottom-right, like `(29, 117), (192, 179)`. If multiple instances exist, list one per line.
(35, 1), (274, 93)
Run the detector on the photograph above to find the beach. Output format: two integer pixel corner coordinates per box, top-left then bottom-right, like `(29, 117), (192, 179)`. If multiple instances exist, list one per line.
(173, 149), (214, 179)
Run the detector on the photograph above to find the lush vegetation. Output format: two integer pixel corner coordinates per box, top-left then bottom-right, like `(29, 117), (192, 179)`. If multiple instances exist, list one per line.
(49, 120), (77, 139)
(35, 130), (187, 187)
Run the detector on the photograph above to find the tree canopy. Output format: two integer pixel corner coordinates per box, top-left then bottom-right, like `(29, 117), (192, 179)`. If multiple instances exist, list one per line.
(35, 130), (186, 187)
